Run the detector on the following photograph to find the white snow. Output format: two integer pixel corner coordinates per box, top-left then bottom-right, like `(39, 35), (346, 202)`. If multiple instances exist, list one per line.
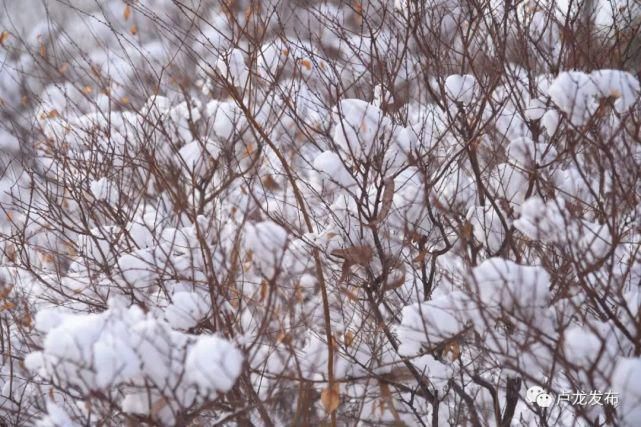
(244, 221), (289, 278)
(470, 257), (550, 313)
(206, 100), (247, 141)
(397, 291), (471, 354)
(313, 150), (356, 189)
(165, 292), (210, 330)
(591, 69), (640, 113)
(90, 177), (117, 204)
(26, 300), (243, 423)
(332, 99), (391, 159)
(185, 335), (243, 393)
(514, 197), (567, 242)
(507, 137), (557, 167)
(445, 74), (478, 105)
(548, 71), (598, 126)
(612, 358), (641, 426)
(541, 109), (561, 135)
(216, 48), (249, 88)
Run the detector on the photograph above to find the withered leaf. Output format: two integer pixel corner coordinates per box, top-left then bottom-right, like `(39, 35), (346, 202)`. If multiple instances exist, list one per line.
(344, 330), (354, 347)
(444, 339), (461, 362)
(461, 221), (473, 241)
(261, 174), (280, 191)
(5, 243), (16, 262)
(371, 178), (395, 224)
(412, 250), (427, 264)
(40, 109), (59, 120)
(379, 381), (391, 413)
(332, 245), (373, 282)
(0, 31), (10, 45)
(259, 279), (269, 302)
(59, 62), (70, 75)
(277, 331), (292, 345)
(320, 383), (340, 414)
(382, 266), (406, 292)
(331, 245), (373, 266)
(150, 397), (168, 416)
(123, 4), (132, 21)
(0, 286), (11, 299)
(20, 311), (32, 328)
(0, 301), (16, 311)
(298, 58), (312, 71)
(342, 286), (359, 302)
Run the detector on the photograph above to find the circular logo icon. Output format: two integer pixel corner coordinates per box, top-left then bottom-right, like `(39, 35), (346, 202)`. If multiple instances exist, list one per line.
(526, 385), (545, 403)
(536, 393), (554, 408)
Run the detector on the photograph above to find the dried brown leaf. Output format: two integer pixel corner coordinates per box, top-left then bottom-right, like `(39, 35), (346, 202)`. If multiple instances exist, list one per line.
(382, 267), (406, 292)
(123, 4), (132, 21)
(277, 331), (292, 345)
(444, 339), (461, 362)
(344, 330), (354, 347)
(20, 311), (32, 328)
(5, 243), (16, 263)
(333, 244), (373, 282)
(0, 31), (10, 45)
(259, 279), (269, 302)
(331, 245), (373, 266)
(261, 175), (280, 191)
(320, 383), (340, 414)
(412, 250), (427, 264)
(461, 221), (473, 241)
(342, 287), (359, 302)
(298, 58), (312, 71)
(59, 62), (70, 75)
(0, 301), (15, 311)
(40, 109), (59, 120)
(372, 178), (395, 224)
(150, 397), (168, 416)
